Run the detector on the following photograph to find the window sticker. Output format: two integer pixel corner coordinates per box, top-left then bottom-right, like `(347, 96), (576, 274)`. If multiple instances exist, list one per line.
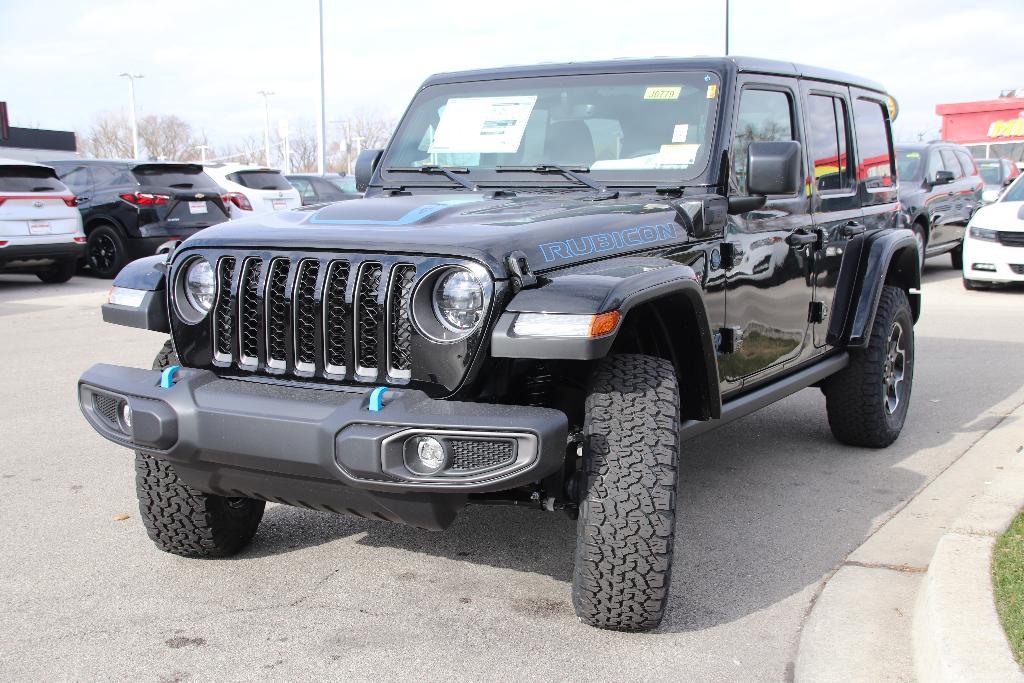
(427, 95), (538, 154)
(658, 143), (700, 166)
(672, 124), (689, 143)
(643, 86), (682, 100)
(905, 152), (920, 158)
(706, 84), (718, 99)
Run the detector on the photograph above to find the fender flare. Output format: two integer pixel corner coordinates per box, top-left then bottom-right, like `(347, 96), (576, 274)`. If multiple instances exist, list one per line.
(101, 254), (169, 332)
(491, 258), (721, 419)
(827, 228), (921, 348)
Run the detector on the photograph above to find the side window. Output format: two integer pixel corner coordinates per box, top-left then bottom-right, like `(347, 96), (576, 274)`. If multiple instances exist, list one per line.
(955, 150), (977, 177)
(852, 98), (895, 191)
(731, 88), (794, 196)
(807, 94), (853, 193)
(57, 165), (90, 194)
(925, 151), (944, 182)
(289, 178), (316, 200)
(940, 149), (963, 179)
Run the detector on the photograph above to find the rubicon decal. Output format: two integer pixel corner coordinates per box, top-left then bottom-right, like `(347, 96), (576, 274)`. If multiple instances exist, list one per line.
(538, 223), (679, 263)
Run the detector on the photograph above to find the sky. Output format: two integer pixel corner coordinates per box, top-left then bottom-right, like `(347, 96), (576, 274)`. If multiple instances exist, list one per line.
(1, 0), (1022, 151)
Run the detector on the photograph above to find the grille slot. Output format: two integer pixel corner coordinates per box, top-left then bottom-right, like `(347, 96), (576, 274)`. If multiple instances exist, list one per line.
(238, 257), (263, 366)
(265, 259), (290, 369)
(1011, 264), (1024, 275)
(1000, 231), (1024, 247)
(388, 265), (416, 378)
(93, 393), (120, 428)
(213, 257), (236, 361)
(293, 260), (321, 373)
(323, 260), (351, 374)
(447, 439), (516, 472)
(355, 262), (383, 376)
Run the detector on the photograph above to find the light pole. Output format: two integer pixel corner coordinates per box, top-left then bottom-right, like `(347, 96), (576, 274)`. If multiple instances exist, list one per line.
(196, 144), (210, 163)
(119, 72), (144, 159)
(349, 136), (363, 175)
(317, 0), (327, 175)
(724, 0), (730, 55)
(257, 90), (275, 167)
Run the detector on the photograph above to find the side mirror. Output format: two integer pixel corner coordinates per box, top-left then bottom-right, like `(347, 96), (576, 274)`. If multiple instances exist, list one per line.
(354, 149), (383, 193)
(932, 170), (955, 186)
(747, 140), (802, 197)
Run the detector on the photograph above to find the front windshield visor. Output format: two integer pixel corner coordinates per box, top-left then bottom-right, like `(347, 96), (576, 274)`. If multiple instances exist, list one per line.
(382, 71), (722, 187)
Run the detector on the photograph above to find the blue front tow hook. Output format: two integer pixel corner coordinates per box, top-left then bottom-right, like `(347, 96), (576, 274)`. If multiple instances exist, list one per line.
(369, 386), (390, 412)
(160, 365), (181, 389)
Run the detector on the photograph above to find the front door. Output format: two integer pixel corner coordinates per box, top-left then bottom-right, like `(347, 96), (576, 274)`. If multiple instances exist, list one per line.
(721, 77), (815, 385)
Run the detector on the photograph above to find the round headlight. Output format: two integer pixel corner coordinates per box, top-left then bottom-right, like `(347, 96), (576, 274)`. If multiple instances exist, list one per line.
(433, 269), (484, 332)
(184, 258), (216, 314)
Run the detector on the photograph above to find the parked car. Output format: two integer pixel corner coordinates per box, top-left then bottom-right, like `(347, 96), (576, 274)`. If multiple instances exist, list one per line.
(976, 158), (1019, 204)
(46, 160), (230, 278)
(0, 158), (85, 283)
(962, 173), (1024, 289)
(895, 141), (983, 269)
(285, 173), (361, 205)
(202, 164), (301, 219)
(81, 57), (918, 632)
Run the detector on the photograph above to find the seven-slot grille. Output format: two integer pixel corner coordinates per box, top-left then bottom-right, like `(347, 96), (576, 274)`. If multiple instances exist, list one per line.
(208, 253), (420, 382)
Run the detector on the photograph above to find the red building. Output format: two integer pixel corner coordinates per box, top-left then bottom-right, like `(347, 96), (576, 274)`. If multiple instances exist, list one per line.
(936, 95), (1024, 162)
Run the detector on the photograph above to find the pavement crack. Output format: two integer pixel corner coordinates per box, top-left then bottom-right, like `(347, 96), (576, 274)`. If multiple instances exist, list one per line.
(843, 560), (927, 574)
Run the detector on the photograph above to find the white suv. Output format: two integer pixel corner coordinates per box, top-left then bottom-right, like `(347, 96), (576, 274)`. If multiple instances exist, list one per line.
(203, 164), (301, 219)
(0, 158), (85, 283)
(962, 173), (1024, 289)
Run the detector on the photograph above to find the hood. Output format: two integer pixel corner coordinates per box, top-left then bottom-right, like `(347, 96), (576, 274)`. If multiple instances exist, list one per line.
(182, 191), (701, 277)
(971, 200), (1024, 231)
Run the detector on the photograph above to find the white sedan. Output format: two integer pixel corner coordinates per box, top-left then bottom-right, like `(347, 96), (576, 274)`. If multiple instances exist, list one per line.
(962, 173), (1024, 289)
(0, 158), (85, 283)
(203, 163), (301, 219)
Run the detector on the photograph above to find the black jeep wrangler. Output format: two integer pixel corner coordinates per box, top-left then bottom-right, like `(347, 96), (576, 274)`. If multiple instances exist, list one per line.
(78, 57), (919, 631)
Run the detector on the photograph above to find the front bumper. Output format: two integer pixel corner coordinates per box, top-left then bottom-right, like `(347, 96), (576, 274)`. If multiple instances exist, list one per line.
(78, 364), (568, 529)
(963, 236), (1024, 282)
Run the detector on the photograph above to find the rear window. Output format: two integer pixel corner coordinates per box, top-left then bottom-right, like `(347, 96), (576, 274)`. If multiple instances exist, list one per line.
(0, 165), (68, 193)
(852, 98), (895, 191)
(327, 175), (357, 193)
(978, 160), (1003, 185)
(226, 171), (292, 190)
(133, 164), (220, 190)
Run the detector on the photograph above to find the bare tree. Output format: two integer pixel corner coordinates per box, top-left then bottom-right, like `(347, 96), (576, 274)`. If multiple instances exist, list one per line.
(78, 111), (133, 159)
(137, 114), (200, 161)
(287, 124), (319, 172)
(212, 135), (265, 165)
(332, 108), (397, 173)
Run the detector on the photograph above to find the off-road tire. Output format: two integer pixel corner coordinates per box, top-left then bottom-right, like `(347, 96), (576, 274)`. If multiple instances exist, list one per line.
(823, 286), (914, 448)
(35, 259), (76, 284)
(573, 353), (681, 631)
(135, 340), (265, 558)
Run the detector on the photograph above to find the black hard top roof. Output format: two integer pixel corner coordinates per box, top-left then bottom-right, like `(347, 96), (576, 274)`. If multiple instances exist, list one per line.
(422, 56), (887, 94)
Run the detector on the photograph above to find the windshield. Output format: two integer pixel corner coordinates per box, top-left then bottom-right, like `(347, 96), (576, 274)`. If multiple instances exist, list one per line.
(977, 160), (1004, 185)
(1001, 176), (1024, 202)
(895, 149), (923, 180)
(383, 71), (721, 186)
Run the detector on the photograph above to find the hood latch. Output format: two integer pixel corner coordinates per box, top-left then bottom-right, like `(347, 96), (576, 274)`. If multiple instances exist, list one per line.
(507, 250), (539, 290)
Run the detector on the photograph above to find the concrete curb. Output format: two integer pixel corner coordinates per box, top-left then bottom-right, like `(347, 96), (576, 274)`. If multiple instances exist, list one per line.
(912, 429), (1024, 682)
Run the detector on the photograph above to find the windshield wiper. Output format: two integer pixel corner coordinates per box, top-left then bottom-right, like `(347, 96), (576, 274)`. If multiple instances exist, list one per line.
(495, 164), (605, 192)
(384, 165), (476, 190)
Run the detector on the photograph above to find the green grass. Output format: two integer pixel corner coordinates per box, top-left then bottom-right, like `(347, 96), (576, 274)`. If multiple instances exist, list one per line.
(993, 511), (1024, 665)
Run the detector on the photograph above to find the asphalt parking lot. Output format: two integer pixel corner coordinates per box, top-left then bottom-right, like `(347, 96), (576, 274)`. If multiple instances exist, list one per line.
(2, 266), (1023, 681)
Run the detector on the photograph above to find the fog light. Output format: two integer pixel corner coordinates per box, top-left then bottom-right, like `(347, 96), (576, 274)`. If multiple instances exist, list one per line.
(404, 436), (447, 475)
(973, 263), (997, 272)
(120, 402), (133, 430)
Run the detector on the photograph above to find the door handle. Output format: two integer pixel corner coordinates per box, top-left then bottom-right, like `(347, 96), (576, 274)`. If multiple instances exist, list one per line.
(786, 229), (819, 248)
(841, 222), (866, 237)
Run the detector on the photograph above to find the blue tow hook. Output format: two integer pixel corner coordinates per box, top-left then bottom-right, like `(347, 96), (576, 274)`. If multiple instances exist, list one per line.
(160, 365), (181, 389)
(369, 386), (390, 412)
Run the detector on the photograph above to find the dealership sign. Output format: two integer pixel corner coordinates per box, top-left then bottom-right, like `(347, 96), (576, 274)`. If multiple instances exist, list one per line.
(988, 115), (1024, 138)
(936, 97), (1024, 144)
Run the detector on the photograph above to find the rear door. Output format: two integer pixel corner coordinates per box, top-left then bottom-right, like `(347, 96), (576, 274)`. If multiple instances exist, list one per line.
(721, 76), (815, 384)
(0, 165), (79, 238)
(800, 80), (861, 348)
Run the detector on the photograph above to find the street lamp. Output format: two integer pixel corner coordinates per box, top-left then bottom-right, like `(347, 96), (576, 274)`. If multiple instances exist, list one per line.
(349, 136), (363, 175)
(317, 0), (327, 175)
(195, 144), (210, 163)
(725, 0), (730, 55)
(257, 90), (275, 167)
(119, 73), (144, 159)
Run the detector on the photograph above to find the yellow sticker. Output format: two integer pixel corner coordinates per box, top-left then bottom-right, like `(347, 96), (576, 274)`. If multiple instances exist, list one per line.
(906, 152), (920, 158)
(644, 86), (682, 100)
(706, 84), (718, 99)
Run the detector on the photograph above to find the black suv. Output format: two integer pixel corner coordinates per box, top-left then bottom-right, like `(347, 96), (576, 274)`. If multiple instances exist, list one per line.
(285, 173), (361, 205)
(79, 58), (920, 631)
(47, 160), (231, 277)
(895, 141), (983, 269)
